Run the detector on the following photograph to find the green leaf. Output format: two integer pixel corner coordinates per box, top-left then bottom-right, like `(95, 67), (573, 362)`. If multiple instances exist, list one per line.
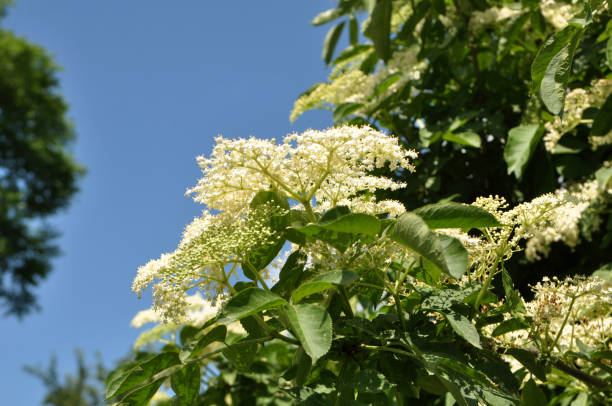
(170, 363), (201, 406)
(531, 25), (583, 114)
(595, 166), (612, 190)
(364, 0), (391, 62)
(106, 352), (181, 400)
(333, 102), (364, 122)
(442, 131), (481, 148)
(218, 288), (287, 323)
(438, 234), (469, 280)
(290, 212), (381, 252)
(222, 340), (258, 372)
(323, 22), (345, 65)
(391, 213), (450, 276)
(591, 94), (612, 136)
(444, 312), (482, 349)
(492, 318), (530, 337)
(272, 250), (307, 298)
(505, 348), (548, 381)
(179, 325), (227, 362)
(504, 124), (543, 179)
(291, 269), (358, 303)
(250, 190), (290, 211)
(286, 304), (332, 362)
(521, 379), (547, 406)
(502, 268), (526, 315)
(311, 8), (344, 26)
(414, 202), (503, 229)
(607, 36), (612, 69)
(349, 16), (359, 45)
(593, 262), (612, 282)
(345, 369), (392, 393)
(420, 284), (480, 310)
(116, 380), (165, 406)
(375, 72), (402, 96)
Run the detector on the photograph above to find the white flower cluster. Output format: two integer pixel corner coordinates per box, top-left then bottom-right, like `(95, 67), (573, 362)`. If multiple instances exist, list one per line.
(290, 47), (425, 122)
(540, 0), (581, 30)
(492, 276), (612, 354)
(524, 180), (599, 260)
(472, 180), (599, 267)
(130, 293), (244, 350)
(468, 6), (522, 32)
(133, 204), (282, 322)
(135, 126), (416, 322)
(187, 126), (416, 217)
(542, 80), (612, 152)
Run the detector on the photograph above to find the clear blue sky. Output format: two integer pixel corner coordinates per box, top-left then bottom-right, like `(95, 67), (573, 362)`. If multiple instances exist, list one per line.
(2, 1), (338, 403)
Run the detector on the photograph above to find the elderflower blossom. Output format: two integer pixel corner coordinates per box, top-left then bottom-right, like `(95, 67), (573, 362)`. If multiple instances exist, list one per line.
(472, 179), (599, 269)
(489, 276), (612, 356)
(290, 48), (425, 122)
(542, 80), (612, 152)
(131, 293), (244, 349)
(468, 6), (522, 32)
(187, 126), (416, 216)
(540, 0), (581, 30)
(133, 204), (283, 322)
(135, 126), (416, 322)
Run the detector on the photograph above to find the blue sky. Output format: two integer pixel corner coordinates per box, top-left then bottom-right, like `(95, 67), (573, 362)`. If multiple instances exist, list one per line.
(2, 1), (339, 403)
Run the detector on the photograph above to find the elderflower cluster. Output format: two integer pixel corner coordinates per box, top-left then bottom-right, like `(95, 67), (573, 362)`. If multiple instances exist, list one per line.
(290, 48), (425, 122)
(134, 126), (416, 322)
(133, 204), (283, 322)
(540, 0), (581, 30)
(489, 276), (612, 355)
(542, 80), (612, 152)
(187, 126), (416, 216)
(130, 293), (244, 349)
(472, 180), (599, 267)
(468, 6), (522, 32)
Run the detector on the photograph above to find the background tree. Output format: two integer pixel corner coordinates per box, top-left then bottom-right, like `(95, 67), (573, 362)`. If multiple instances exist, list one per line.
(25, 350), (107, 406)
(0, 0), (84, 316)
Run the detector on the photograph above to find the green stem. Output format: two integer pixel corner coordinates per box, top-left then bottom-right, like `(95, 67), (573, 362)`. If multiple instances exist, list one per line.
(548, 296), (576, 355)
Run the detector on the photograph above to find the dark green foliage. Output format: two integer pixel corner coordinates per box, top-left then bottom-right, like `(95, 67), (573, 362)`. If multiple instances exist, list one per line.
(0, 5), (84, 316)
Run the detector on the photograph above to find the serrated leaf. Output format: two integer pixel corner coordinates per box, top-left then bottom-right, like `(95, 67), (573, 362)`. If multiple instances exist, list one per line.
(391, 213), (449, 276)
(333, 102), (364, 122)
(505, 348), (548, 381)
(218, 288), (286, 323)
(323, 22), (345, 65)
(179, 325), (227, 362)
(607, 36), (612, 69)
(492, 318), (530, 337)
(414, 202), (503, 229)
(521, 379), (547, 406)
(504, 124), (543, 179)
(502, 268), (526, 315)
(170, 363), (201, 406)
(592, 94), (612, 136)
(291, 269), (358, 303)
(438, 234), (469, 280)
(444, 312), (482, 349)
(286, 304), (332, 363)
(345, 369), (392, 393)
(222, 340), (258, 371)
(364, 0), (391, 62)
(443, 131), (481, 148)
(531, 25), (583, 114)
(116, 380), (165, 406)
(105, 352), (181, 400)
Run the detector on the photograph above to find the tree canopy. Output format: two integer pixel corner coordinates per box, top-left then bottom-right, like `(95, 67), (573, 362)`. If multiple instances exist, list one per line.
(0, 2), (84, 316)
